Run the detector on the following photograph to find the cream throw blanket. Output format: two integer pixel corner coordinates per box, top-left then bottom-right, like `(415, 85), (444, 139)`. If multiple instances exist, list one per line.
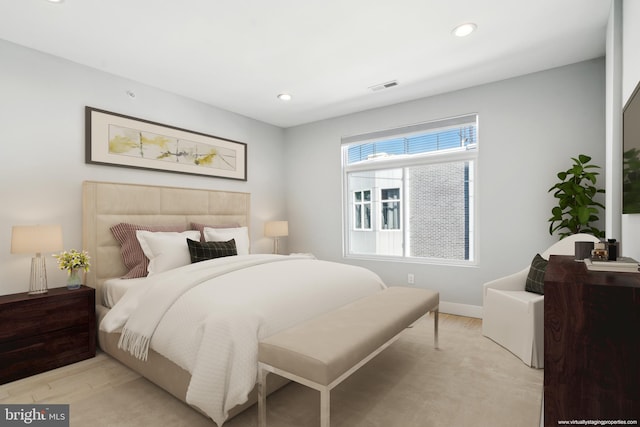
(113, 255), (295, 360)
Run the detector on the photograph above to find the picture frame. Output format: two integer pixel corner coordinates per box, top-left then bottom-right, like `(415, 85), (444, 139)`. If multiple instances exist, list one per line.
(85, 107), (247, 181)
(623, 80), (640, 213)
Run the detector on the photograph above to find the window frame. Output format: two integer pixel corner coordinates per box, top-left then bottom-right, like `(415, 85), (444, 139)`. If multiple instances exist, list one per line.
(341, 114), (478, 266)
(353, 189), (372, 231)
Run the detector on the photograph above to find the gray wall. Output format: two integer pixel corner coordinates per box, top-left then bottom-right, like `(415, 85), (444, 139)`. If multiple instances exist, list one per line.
(0, 39), (286, 296)
(284, 59), (606, 313)
(0, 36), (609, 313)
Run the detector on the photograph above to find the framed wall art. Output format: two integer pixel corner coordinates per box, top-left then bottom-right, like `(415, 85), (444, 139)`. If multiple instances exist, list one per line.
(623, 80), (640, 213)
(86, 107), (247, 181)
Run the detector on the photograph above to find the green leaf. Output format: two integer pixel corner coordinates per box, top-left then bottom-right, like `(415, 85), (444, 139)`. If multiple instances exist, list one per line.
(578, 154), (591, 163)
(577, 206), (590, 224)
(584, 173), (597, 184)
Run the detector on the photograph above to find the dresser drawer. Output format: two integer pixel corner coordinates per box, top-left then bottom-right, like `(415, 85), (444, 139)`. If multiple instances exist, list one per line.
(0, 325), (93, 384)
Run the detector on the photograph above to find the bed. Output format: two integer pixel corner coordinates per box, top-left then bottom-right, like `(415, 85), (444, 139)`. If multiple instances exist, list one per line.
(82, 180), (386, 426)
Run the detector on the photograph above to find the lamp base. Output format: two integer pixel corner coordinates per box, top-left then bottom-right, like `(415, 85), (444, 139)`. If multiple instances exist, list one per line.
(28, 255), (48, 295)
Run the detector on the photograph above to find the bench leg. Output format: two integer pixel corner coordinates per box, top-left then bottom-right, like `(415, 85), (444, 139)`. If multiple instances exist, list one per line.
(434, 308), (439, 349)
(258, 366), (269, 427)
(320, 387), (330, 427)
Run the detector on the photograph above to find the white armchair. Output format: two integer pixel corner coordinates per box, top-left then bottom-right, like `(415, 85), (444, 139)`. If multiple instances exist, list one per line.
(482, 233), (601, 368)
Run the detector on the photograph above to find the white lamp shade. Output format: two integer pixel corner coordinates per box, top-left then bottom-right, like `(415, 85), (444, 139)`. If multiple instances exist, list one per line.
(11, 225), (64, 254)
(264, 221), (288, 237)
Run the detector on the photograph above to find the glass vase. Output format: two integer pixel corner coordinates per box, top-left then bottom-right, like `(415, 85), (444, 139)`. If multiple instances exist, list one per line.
(67, 268), (82, 290)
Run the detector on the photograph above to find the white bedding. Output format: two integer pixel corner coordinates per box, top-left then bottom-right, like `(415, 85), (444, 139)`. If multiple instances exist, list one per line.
(102, 277), (147, 308)
(100, 254), (385, 426)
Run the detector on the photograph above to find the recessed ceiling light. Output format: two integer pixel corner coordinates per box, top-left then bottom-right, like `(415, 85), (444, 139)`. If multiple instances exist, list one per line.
(47, 0), (64, 3)
(277, 93), (292, 101)
(452, 23), (477, 37)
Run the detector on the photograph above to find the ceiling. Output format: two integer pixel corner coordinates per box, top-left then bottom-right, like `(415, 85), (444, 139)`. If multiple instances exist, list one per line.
(0, 0), (612, 128)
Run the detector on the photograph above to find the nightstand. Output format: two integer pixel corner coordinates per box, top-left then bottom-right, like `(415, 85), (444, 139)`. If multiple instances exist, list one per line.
(0, 286), (96, 384)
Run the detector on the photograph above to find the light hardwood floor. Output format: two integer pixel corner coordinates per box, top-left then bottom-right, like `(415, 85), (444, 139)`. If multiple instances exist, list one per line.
(0, 314), (478, 405)
(1, 314), (542, 427)
(0, 350), (139, 405)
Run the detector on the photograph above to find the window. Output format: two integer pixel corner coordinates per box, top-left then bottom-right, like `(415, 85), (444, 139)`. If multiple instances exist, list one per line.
(381, 188), (401, 230)
(353, 190), (371, 230)
(342, 114), (478, 264)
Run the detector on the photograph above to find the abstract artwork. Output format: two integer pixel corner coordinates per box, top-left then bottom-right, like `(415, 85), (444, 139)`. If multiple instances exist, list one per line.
(86, 107), (247, 180)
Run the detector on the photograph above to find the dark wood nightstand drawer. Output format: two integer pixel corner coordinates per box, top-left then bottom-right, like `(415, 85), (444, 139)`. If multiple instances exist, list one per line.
(0, 325), (92, 384)
(0, 294), (91, 341)
(0, 286), (96, 384)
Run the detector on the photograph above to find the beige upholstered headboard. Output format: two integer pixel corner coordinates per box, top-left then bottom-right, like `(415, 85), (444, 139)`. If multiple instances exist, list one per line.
(82, 181), (250, 296)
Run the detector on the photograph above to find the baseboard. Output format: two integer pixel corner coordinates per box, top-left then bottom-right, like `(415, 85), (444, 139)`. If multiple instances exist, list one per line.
(439, 301), (483, 319)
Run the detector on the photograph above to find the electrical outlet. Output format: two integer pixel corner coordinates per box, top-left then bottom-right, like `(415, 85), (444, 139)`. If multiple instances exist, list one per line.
(407, 273), (415, 284)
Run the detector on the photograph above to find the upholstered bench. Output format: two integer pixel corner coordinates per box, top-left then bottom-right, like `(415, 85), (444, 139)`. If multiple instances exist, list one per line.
(257, 286), (439, 427)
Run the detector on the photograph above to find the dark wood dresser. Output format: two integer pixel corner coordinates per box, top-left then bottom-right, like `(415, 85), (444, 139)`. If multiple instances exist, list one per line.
(544, 255), (640, 425)
(0, 286), (96, 384)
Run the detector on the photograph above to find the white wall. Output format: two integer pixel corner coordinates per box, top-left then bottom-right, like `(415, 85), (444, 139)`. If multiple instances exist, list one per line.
(0, 39), (286, 296)
(621, 0), (640, 259)
(284, 59), (606, 313)
(0, 36), (610, 311)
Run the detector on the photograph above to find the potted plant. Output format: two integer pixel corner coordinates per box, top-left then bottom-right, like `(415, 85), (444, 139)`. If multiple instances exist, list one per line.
(548, 154), (605, 239)
(53, 249), (90, 289)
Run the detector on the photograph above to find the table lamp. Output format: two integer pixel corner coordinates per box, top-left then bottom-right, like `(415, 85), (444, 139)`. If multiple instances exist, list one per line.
(264, 221), (288, 254)
(11, 225), (64, 295)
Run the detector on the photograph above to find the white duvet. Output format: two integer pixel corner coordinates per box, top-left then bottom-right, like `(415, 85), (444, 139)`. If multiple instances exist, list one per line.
(100, 254), (385, 426)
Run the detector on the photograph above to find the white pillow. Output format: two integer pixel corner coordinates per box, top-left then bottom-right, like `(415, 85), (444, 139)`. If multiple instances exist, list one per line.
(203, 226), (250, 255)
(136, 230), (201, 276)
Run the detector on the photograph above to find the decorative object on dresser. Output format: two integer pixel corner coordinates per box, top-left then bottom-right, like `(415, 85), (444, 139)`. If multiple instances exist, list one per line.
(0, 286), (96, 385)
(574, 240), (595, 261)
(264, 221), (288, 254)
(544, 255), (640, 425)
(10, 225), (64, 295)
(590, 240), (608, 260)
(583, 256), (639, 272)
(53, 249), (91, 289)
